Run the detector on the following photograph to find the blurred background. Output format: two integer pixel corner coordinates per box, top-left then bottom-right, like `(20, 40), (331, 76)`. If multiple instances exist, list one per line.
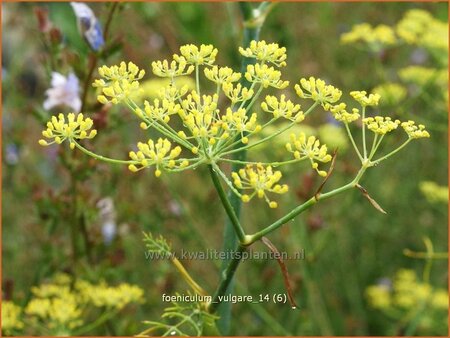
(2, 2), (448, 336)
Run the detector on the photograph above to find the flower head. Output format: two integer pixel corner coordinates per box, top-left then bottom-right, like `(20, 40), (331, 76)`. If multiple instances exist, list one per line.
(44, 72), (81, 112)
(295, 77), (342, 106)
(350, 90), (381, 106)
(324, 102), (360, 123)
(94, 62), (145, 104)
(245, 64), (289, 89)
(204, 66), (241, 85)
(1, 301), (24, 335)
(174, 44), (218, 66)
(139, 98), (183, 125)
(39, 113), (97, 149)
(239, 40), (287, 67)
(151, 57), (194, 78)
(128, 138), (187, 176)
(286, 133), (332, 177)
(232, 164), (288, 208)
(363, 116), (400, 135)
(222, 108), (261, 143)
(261, 95), (304, 122)
(401, 120), (430, 139)
(341, 23), (396, 47)
(221, 82), (254, 104)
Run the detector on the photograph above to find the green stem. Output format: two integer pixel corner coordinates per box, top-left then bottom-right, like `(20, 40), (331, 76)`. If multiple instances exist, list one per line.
(248, 165), (367, 243)
(208, 245), (247, 313)
(208, 164), (246, 243)
(73, 141), (135, 165)
(214, 3), (273, 333)
(344, 122), (363, 162)
(362, 106), (367, 159)
(73, 309), (118, 335)
(372, 138), (411, 164)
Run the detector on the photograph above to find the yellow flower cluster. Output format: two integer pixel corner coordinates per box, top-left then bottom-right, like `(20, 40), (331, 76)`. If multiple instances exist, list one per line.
(261, 95), (304, 122)
(152, 58), (194, 78)
(222, 108), (261, 144)
(366, 269), (448, 311)
(222, 82), (254, 104)
(295, 77), (342, 107)
(94, 61), (145, 105)
(39, 113), (97, 149)
(419, 181), (449, 204)
(139, 98), (183, 125)
(17, 273), (145, 335)
(372, 83), (407, 106)
(350, 90), (381, 106)
(174, 44), (218, 66)
(396, 9), (448, 50)
(399, 66), (447, 87)
(363, 116), (400, 135)
(245, 64), (289, 89)
(79, 281), (144, 310)
(128, 138), (188, 176)
(239, 40), (287, 67)
(286, 133), (332, 177)
(204, 66), (241, 85)
(401, 120), (430, 139)
(341, 23), (397, 46)
(129, 77), (194, 103)
(1, 301), (24, 335)
(232, 164), (288, 208)
(324, 102), (360, 123)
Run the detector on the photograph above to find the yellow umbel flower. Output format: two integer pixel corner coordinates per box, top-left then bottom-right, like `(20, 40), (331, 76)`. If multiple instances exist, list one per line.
(363, 116), (400, 135)
(372, 83), (407, 106)
(341, 23), (396, 46)
(295, 77), (342, 106)
(94, 61), (145, 104)
(401, 120), (430, 139)
(152, 57), (195, 78)
(82, 282), (144, 310)
(365, 285), (391, 309)
(129, 77), (194, 104)
(396, 9), (448, 50)
(179, 91), (223, 144)
(324, 102), (360, 123)
(239, 40), (287, 67)
(245, 64), (289, 89)
(398, 66), (446, 87)
(222, 82), (254, 104)
(174, 44), (218, 66)
(1, 301), (24, 334)
(286, 133), (332, 177)
(139, 98), (183, 125)
(419, 181), (448, 204)
(261, 95), (304, 122)
(39, 113), (97, 149)
(26, 291), (83, 331)
(204, 66), (241, 85)
(222, 108), (261, 143)
(350, 90), (381, 106)
(128, 138), (187, 176)
(232, 164), (288, 208)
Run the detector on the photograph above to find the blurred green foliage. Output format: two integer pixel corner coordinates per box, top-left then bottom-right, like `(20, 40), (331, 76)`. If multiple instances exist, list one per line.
(2, 2), (448, 336)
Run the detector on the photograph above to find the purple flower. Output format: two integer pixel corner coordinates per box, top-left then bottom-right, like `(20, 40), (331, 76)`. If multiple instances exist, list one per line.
(43, 72), (81, 112)
(71, 2), (105, 51)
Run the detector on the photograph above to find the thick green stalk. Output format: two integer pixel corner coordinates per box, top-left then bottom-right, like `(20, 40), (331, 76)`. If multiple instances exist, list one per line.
(215, 2), (272, 334)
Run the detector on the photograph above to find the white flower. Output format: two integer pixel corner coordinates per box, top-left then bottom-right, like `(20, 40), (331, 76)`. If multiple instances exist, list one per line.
(43, 72), (81, 112)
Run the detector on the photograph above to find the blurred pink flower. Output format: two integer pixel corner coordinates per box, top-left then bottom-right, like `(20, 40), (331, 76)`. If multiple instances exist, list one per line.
(43, 72), (81, 112)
